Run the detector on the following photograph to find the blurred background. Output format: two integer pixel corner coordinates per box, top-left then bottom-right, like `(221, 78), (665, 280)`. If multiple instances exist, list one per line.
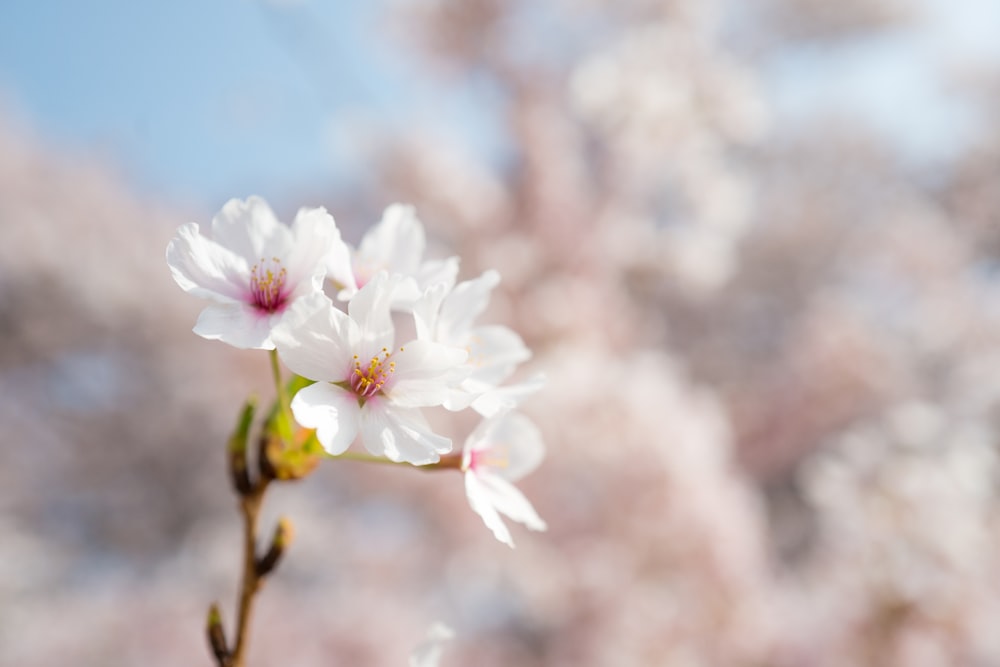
(3, 0), (1000, 665)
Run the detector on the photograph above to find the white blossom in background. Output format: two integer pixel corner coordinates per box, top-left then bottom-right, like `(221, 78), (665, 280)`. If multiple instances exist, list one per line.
(408, 623), (454, 667)
(166, 196), (342, 349)
(462, 411), (547, 547)
(793, 402), (1000, 664)
(271, 273), (468, 464)
(327, 203), (459, 309)
(413, 270), (532, 412)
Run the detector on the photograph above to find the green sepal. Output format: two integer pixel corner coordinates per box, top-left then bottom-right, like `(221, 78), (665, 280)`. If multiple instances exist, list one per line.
(260, 376), (322, 481)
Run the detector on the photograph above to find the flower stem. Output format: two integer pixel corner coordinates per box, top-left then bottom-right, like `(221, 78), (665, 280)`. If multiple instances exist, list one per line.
(331, 451), (409, 465)
(269, 348), (290, 418)
(230, 477), (270, 667)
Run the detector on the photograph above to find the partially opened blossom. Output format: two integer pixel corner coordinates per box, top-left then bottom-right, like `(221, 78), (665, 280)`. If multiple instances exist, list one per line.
(326, 203), (458, 308)
(166, 196), (343, 349)
(271, 273), (468, 465)
(413, 270), (532, 411)
(463, 411), (547, 548)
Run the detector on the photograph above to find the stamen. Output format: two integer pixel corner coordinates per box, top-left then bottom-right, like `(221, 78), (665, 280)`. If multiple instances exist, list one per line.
(468, 447), (510, 472)
(350, 348), (395, 399)
(249, 257), (288, 313)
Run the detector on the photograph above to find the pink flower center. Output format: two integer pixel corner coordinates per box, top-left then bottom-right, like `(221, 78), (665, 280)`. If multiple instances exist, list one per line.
(466, 447), (509, 473)
(249, 258), (288, 312)
(350, 348), (396, 399)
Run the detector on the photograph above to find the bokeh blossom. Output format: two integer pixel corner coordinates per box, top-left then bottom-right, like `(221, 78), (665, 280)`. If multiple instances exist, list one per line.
(166, 196), (341, 349)
(409, 623), (454, 667)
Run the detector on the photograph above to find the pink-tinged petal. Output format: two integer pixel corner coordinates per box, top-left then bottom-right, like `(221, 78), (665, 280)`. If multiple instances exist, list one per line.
(465, 412), (545, 482)
(290, 382), (360, 455)
(388, 340), (468, 407)
(271, 293), (357, 382)
(166, 222), (249, 302)
(471, 374), (546, 418)
(347, 272), (399, 359)
(210, 196), (292, 263)
(283, 206), (337, 296)
(463, 325), (532, 391)
(474, 472), (547, 534)
(359, 402), (452, 465)
(193, 302), (277, 349)
(438, 270), (500, 342)
(357, 204), (425, 276)
(464, 472), (514, 548)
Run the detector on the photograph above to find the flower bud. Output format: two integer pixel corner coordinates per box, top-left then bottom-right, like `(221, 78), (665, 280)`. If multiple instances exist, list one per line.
(259, 410), (322, 481)
(206, 603), (229, 665)
(227, 398), (256, 495)
(256, 517), (294, 578)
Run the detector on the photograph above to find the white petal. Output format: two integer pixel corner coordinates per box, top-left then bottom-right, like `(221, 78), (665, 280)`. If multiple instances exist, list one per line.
(475, 472), (547, 533)
(290, 382), (360, 455)
(466, 412), (545, 482)
(283, 206), (338, 296)
(192, 302), (276, 349)
(438, 270), (500, 342)
(166, 222), (249, 302)
(347, 272), (399, 360)
(416, 256), (460, 293)
(210, 196), (292, 263)
(359, 401), (452, 465)
(325, 222), (357, 299)
(471, 374), (546, 418)
(357, 203), (425, 276)
(464, 472), (514, 548)
(441, 386), (477, 412)
(271, 293), (357, 382)
(413, 282), (449, 342)
(393, 256), (459, 312)
(463, 325), (532, 391)
(388, 340), (468, 407)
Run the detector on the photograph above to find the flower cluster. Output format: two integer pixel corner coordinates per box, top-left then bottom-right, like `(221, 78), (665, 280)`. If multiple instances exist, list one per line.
(167, 197), (546, 547)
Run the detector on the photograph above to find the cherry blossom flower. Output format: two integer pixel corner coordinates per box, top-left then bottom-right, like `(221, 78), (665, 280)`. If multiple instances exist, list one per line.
(271, 273), (468, 465)
(166, 196), (342, 349)
(413, 270), (532, 412)
(463, 411), (547, 548)
(326, 203), (458, 309)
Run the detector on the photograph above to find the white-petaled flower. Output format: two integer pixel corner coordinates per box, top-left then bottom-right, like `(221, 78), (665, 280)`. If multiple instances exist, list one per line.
(408, 623), (454, 667)
(271, 273), (468, 465)
(463, 411), (547, 548)
(326, 203), (459, 309)
(413, 270), (532, 412)
(166, 196), (344, 349)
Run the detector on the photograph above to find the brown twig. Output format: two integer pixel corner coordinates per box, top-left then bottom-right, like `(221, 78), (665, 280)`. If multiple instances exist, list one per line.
(229, 477), (270, 667)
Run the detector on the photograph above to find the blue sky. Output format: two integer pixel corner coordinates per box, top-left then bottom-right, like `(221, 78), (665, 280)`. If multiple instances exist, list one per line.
(0, 0), (415, 207)
(1, 0), (998, 211)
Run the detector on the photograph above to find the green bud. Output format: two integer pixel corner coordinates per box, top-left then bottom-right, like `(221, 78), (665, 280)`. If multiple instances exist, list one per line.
(228, 398), (257, 495)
